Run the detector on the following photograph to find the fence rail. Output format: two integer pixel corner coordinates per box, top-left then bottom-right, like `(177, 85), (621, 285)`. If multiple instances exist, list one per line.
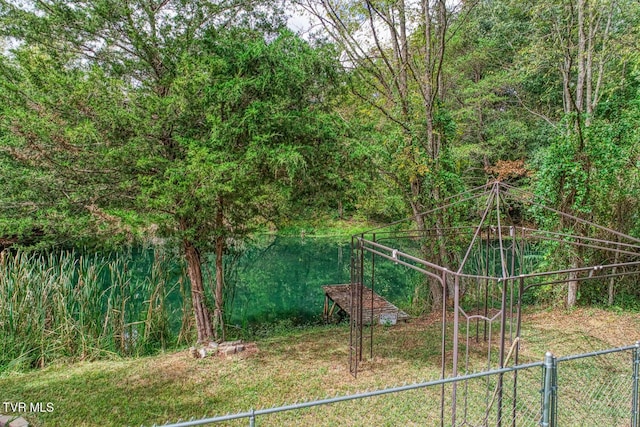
(150, 342), (640, 427)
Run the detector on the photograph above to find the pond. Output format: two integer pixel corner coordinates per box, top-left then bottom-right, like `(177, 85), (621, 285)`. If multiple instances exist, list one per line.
(0, 235), (424, 351)
(1, 234), (548, 368)
(217, 235), (422, 329)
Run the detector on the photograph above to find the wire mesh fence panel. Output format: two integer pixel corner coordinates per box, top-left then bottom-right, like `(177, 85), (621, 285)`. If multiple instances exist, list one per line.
(152, 344), (640, 427)
(216, 386), (445, 426)
(502, 366), (543, 427)
(556, 349), (634, 427)
(447, 365), (541, 427)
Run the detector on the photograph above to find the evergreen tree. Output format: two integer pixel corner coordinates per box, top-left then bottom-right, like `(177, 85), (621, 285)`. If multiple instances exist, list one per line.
(0, 1), (344, 341)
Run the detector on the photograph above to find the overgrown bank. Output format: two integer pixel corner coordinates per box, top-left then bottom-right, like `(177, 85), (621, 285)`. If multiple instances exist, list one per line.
(0, 228), (374, 371)
(4, 222), (640, 375)
(0, 249), (186, 372)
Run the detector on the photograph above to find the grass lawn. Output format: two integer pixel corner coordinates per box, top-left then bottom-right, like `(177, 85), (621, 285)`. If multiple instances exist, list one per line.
(1, 307), (638, 426)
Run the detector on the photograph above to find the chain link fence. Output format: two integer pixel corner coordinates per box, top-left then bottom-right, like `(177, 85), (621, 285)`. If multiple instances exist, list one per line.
(553, 345), (639, 426)
(150, 343), (640, 427)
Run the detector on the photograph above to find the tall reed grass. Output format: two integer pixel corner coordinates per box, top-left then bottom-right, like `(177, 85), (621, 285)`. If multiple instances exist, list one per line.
(0, 249), (190, 372)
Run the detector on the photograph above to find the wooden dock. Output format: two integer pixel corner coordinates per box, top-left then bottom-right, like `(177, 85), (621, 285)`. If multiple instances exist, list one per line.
(322, 284), (410, 325)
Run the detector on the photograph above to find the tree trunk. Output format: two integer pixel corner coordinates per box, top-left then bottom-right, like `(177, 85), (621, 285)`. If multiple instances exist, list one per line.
(562, 57), (572, 115)
(567, 265), (579, 308)
(608, 242), (621, 305)
(183, 237), (214, 343)
(306, 0), (450, 313)
(576, 0), (586, 112)
(432, 186), (451, 300)
(411, 198), (444, 311)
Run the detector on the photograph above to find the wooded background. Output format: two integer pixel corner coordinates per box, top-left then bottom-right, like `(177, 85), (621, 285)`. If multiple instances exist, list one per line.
(1, 0), (639, 343)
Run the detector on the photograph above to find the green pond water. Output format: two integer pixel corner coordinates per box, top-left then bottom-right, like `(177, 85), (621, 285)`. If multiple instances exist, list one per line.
(2, 235), (545, 355)
(116, 236), (423, 332)
(220, 235), (421, 328)
(216, 236), (540, 328)
(72, 235), (539, 333)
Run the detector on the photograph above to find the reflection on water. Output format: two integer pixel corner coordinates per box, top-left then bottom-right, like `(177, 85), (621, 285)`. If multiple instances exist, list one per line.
(86, 237), (423, 332)
(219, 235), (422, 328)
(0, 238), (422, 365)
(222, 236), (544, 329)
(224, 236), (349, 327)
(97, 236), (534, 332)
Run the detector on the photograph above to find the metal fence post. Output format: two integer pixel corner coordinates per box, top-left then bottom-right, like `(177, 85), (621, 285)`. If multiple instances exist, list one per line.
(541, 352), (556, 427)
(633, 342), (640, 427)
(551, 354), (557, 427)
(249, 408), (255, 427)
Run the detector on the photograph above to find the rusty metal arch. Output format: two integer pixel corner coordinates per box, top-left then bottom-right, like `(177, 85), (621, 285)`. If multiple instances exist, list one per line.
(348, 181), (640, 426)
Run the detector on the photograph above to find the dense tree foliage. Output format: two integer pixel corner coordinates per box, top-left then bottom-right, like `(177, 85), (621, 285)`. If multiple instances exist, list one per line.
(1, 0), (640, 347)
(0, 0), (346, 341)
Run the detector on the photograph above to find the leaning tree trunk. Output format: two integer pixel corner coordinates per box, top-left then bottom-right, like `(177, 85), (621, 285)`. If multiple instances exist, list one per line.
(183, 236), (214, 343)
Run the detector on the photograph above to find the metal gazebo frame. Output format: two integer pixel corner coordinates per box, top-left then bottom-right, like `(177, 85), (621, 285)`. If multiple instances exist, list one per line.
(348, 181), (640, 425)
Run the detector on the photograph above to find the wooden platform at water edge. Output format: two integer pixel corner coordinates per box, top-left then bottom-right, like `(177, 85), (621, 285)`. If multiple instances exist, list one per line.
(322, 284), (410, 325)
